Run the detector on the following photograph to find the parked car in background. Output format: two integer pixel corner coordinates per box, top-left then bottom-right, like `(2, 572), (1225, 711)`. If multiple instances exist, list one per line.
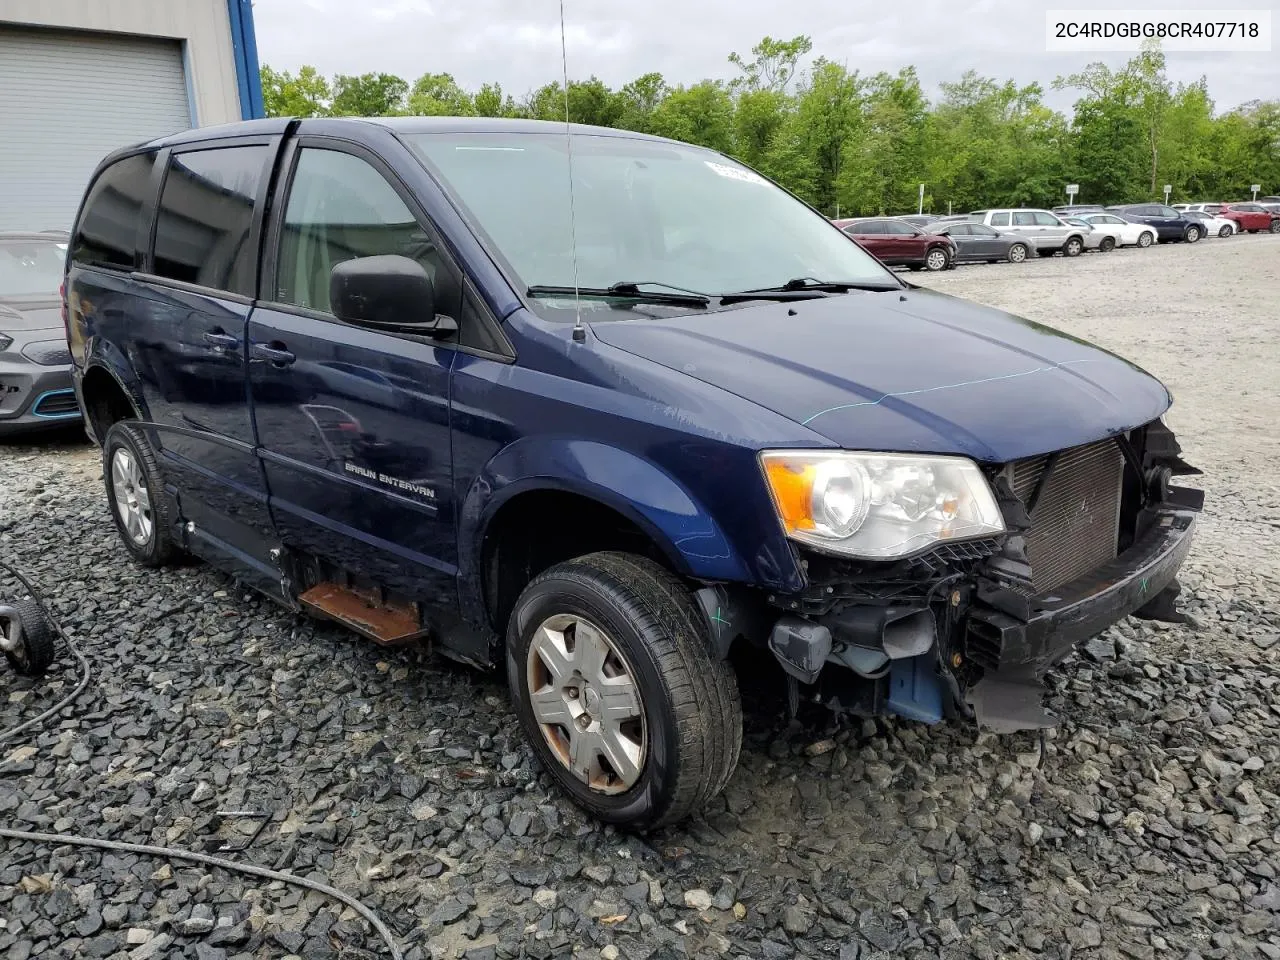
(1052, 204), (1105, 215)
(0, 231), (78, 435)
(834, 217), (955, 271)
(968, 209), (1089, 257)
(1062, 217), (1110, 252)
(1259, 202), (1280, 215)
(894, 215), (940, 228)
(1075, 212), (1157, 248)
(1220, 203), (1280, 233)
(1260, 196), (1280, 204)
(1174, 203), (1225, 215)
(932, 221), (1031, 263)
(1106, 204), (1205, 243)
(66, 116), (1204, 827)
(1180, 209), (1235, 238)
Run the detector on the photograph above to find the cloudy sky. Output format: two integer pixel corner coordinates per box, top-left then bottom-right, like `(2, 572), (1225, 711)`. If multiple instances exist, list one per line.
(253, 0), (1278, 113)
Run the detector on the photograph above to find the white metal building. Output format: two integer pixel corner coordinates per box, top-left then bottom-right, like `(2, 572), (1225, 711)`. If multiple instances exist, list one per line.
(0, 0), (264, 232)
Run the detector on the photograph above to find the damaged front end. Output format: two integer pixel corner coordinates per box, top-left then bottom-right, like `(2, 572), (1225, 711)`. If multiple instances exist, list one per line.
(713, 419), (1203, 733)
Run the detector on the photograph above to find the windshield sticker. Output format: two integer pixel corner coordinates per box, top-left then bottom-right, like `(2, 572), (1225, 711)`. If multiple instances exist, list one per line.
(704, 161), (768, 186)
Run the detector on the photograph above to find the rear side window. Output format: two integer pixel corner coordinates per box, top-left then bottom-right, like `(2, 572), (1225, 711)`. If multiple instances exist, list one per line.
(846, 221), (880, 235)
(152, 146), (269, 297)
(71, 152), (157, 270)
(990, 212), (1010, 226)
(1012, 212), (1035, 226)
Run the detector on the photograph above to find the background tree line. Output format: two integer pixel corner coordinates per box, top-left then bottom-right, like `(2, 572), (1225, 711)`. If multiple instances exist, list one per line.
(260, 37), (1280, 216)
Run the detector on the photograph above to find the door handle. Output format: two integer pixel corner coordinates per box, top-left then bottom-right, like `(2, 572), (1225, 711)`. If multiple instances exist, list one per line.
(250, 341), (296, 366)
(203, 331), (240, 351)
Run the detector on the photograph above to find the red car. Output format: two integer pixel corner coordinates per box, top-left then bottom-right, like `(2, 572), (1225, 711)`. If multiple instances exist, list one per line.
(1220, 203), (1280, 234)
(833, 217), (955, 271)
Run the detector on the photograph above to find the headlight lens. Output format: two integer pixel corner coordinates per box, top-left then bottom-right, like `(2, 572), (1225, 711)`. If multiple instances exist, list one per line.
(761, 450), (1005, 559)
(0, 333), (12, 352)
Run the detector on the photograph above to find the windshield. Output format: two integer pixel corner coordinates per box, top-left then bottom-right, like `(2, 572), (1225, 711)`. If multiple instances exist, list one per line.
(406, 132), (897, 315)
(0, 238), (66, 299)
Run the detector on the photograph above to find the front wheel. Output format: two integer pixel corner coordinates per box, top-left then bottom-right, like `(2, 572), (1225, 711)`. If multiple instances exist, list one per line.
(103, 421), (183, 567)
(1007, 243), (1028, 263)
(1137, 231), (1154, 248)
(924, 247), (950, 271)
(1099, 236), (1116, 252)
(1063, 237), (1084, 257)
(1184, 226), (1202, 243)
(507, 552), (742, 829)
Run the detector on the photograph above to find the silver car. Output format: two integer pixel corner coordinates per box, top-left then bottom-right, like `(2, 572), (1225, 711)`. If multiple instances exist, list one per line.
(968, 208), (1089, 257)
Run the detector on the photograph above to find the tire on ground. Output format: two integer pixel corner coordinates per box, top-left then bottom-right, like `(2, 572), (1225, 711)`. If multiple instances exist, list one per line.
(102, 421), (183, 568)
(2, 597), (56, 677)
(506, 551), (742, 829)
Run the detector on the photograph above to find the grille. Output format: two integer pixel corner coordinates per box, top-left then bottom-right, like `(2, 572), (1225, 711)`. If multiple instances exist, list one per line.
(21, 340), (72, 366)
(1010, 438), (1124, 593)
(32, 389), (80, 418)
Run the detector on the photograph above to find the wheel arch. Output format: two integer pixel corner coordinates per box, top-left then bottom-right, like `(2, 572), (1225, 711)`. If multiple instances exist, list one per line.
(80, 361), (143, 444)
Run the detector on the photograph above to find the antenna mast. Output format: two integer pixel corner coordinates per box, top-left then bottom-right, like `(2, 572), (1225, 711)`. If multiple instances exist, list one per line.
(558, 0), (585, 343)
(555, 0), (586, 343)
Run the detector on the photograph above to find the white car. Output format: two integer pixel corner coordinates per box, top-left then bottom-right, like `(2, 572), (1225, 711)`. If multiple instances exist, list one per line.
(1175, 202), (1226, 215)
(1076, 212), (1158, 248)
(1062, 217), (1109, 251)
(1182, 210), (1236, 237)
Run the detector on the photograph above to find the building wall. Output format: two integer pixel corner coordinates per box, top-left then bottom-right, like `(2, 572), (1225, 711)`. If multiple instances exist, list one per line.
(1, 0), (243, 126)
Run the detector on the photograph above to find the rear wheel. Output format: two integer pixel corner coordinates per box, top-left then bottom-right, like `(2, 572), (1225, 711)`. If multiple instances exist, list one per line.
(1099, 236), (1116, 252)
(1270, 220), (1280, 234)
(1007, 243), (1028, 263)
(1063, 236), (1084, 257)
(1219, 225), (1233, 237)
(506, 552), (742, 829)
(1184, 226), (1202, 243)
(924, 247), (950, 271)
(1137, 231), (1154, 248)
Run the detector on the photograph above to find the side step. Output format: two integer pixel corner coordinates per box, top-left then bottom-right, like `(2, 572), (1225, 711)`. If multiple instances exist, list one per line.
(299, 583), (427, 646)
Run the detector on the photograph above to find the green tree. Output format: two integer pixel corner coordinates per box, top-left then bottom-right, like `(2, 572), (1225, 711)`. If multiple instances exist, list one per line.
(839, 68), (928, 215)
(330, 72), (408, 116)
(474, 82), (520, 118)
(260, 64), (330, 117)
(615, 73), (669, 133)
(789, 60), (862, 215)
(649, 81), (735, 153)
(728, 35), (813, 93)
(407, 72), (474, 116)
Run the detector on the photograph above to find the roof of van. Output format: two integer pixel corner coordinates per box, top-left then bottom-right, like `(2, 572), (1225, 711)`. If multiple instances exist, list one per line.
(140, 116), (675, 150)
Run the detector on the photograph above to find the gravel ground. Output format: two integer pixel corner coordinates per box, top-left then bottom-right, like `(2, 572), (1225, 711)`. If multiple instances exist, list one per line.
(2, 233), (1279, 960)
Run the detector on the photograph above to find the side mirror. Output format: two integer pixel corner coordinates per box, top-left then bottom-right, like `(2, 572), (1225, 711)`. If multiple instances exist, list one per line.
(329, 255), (457, 339)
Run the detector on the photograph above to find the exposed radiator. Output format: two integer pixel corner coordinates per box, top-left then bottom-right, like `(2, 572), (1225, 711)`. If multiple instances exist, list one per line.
(1010, 438), (1124, 593)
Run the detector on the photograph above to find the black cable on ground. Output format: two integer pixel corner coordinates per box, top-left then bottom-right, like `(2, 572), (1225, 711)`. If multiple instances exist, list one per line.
(0, 555), (405, 960)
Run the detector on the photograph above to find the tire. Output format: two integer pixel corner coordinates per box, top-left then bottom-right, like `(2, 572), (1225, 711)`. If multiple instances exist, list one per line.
(1007, 243), (1028, 263)
(507, 552), (741, 830)
(907, 265), (923, 272)
(1137, 231), (1154, 248)
(1184, 226), (1201, 243)
(1270, 220), (1280, 234)
(1219, 226), (1233, 238)
(1099, 236), (1116, 252)
(1063, 236), (1083, 257)
(924, 247), (949, 271)
(2, 597), (56, 677)
(102, 421), (182, 567)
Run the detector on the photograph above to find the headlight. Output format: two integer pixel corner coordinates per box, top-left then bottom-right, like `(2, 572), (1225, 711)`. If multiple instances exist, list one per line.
(0, 334), (11, 352)
(760, 450), (1005, 559)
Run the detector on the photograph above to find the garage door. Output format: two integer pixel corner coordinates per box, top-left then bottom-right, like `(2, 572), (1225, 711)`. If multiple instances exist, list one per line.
(0, 26), (192, 233)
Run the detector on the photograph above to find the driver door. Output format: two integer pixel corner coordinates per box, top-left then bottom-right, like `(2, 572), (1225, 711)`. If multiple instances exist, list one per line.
(248, 139), (462, 601)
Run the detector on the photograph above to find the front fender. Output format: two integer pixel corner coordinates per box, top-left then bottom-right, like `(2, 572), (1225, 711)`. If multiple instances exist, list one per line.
(456, 437), (750, 626)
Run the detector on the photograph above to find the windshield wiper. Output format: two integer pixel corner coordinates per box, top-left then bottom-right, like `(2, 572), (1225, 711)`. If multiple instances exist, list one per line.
(527, 282), (711, 308)
(719, 277), (903, 304)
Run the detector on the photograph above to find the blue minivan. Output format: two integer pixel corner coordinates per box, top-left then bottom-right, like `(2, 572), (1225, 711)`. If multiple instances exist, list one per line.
(64, 118), (1202, 827)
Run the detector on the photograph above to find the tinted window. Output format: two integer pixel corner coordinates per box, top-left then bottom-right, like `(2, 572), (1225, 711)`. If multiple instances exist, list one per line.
(971, 224), (998, 237)
(847, 221), (882, 235)
(884, 221), (917, 236)
(1158, 206), (1179, 218)
(945, 224), (970, 236)
(71, 152), (156, 270)
(152, 146), (268, 297)
(1033, 212), (1060, 226)
(1204, 204), (1223, 213)
(1012, 212), (1035, 226)
(990, 212), (1010, 227)
(276, 148), (453, 318)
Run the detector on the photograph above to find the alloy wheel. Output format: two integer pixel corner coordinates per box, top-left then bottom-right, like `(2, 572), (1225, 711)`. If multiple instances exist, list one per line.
(1008, 244), (1027, 263)
(111, 447), (154, 546)
(926, 249), (948, 271)
(526, 613), (647, 794)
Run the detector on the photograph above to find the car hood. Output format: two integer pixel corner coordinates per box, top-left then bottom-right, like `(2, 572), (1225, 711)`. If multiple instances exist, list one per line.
(0, 301), (62, 335)
(591, 289), (1171, 463)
